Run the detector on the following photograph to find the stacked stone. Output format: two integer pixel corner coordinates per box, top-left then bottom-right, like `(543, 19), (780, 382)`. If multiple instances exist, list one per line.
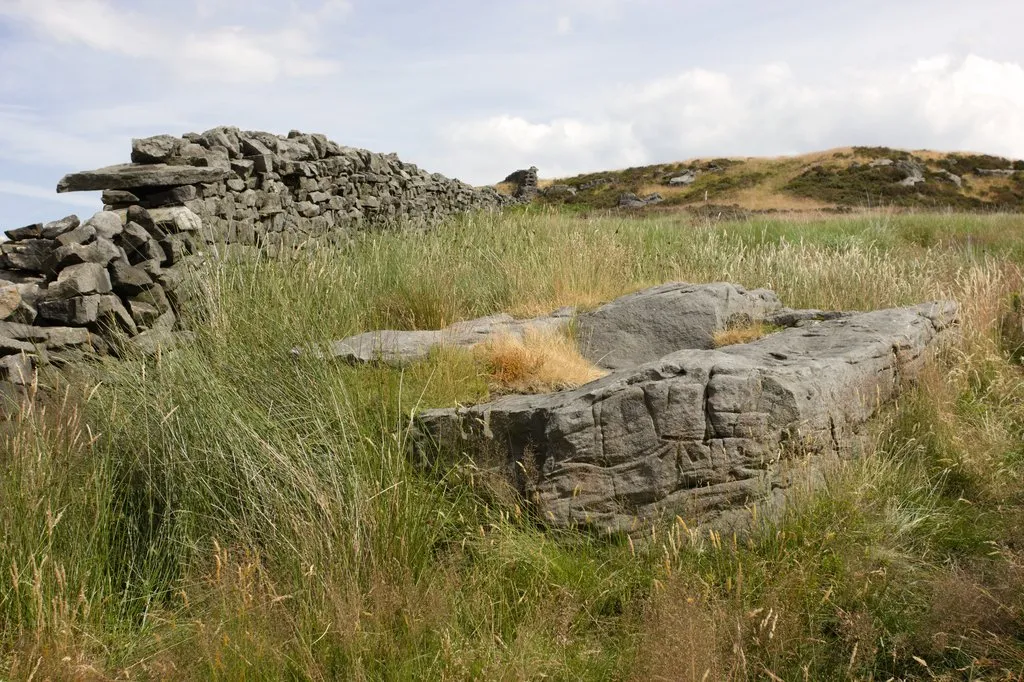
(503, 166), (539, 200)
(0, 207), (197, 399)
(58, 127), (511, 252)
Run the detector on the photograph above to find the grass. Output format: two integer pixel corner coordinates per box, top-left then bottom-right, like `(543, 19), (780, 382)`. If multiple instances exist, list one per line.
(711, 322), (779, 348)
(2, 207), (1024, 679)
(473, 327), (608, 395)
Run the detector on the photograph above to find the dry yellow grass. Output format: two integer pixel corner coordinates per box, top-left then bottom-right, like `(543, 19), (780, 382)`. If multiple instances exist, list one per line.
(474, 327), (608, 394)
(493, 181), (517, 196)
(636, 154), (842, 212)
(712, 322), (774, 347)
(730, 187), (835, 211)
(960, 174), (1013, 200)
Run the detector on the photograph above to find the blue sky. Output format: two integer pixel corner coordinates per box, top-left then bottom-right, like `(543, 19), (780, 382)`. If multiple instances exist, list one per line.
(1, 0), (1023, 227)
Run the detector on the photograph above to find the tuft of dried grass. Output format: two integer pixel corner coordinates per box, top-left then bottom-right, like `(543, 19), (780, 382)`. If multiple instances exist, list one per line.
(474, 327), (608, 394)
(712, 322), (775, 348)
(633, 578), (724, 682)
(492, 181), (517, 196)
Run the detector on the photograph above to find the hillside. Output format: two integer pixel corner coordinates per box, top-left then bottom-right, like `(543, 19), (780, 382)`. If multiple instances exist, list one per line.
(503, 147), (1024, 214)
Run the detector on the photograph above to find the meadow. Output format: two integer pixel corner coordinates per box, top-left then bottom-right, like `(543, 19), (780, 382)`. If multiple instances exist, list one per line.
(2, 207), (1023, 680)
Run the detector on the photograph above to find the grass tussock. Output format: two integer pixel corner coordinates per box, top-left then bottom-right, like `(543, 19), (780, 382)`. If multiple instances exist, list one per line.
(474, 327), (608, 394)
(712, 321), (777, 347)
(2, 207), (1024, 679)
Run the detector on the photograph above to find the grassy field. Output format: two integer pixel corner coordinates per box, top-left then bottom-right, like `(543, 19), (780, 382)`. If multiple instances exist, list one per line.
(2, 207), (1024, 680)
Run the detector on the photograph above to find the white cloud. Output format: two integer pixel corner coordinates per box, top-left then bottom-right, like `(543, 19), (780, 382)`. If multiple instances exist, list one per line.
(0, 107), (124, 168)
(444, 54), (1024, 183)
(556, 15), (572, 35)
(0, 0), (149, 55)
(0, 0), (343, 84)
(443, 115), (645, 181)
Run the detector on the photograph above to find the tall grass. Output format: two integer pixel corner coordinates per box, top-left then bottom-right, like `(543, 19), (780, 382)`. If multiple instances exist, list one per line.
(2, 208), (1023, 679)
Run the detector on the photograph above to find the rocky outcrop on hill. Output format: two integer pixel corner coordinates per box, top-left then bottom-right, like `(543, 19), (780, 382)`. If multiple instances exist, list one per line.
(618, 192), (663, 208)
(59, 127), (510, 253)
(413, 296), (958, 534)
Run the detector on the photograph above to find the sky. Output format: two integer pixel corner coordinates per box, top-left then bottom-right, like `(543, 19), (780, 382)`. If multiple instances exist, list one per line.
(0, 0), (1023, 227)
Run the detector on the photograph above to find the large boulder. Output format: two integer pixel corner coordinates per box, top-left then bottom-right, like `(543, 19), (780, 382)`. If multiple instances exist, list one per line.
(297, 283), (796, 369)
(413, 302), (959, 534)
(575, 282), (783, 369)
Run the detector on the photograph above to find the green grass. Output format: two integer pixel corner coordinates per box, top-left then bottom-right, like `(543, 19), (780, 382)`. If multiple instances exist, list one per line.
(3, 208), (1024, 679)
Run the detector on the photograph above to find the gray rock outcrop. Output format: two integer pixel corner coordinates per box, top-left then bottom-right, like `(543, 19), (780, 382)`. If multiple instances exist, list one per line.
(295, 309), (575, 364)
(974, 168), (1017, 177)
(667, 171), (697, 186)
(413, 301), (958, 534)
(938, 170), (963, 187)
(896, 159), (926, 187)
(576, 282), (783, 369)
(296, 283), (813, 370)
(540, 184), (576, 199)
(618, 192), (664, 208)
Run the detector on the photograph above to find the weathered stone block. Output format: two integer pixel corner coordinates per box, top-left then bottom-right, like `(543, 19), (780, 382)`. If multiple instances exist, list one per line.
(137, 185), (199, 208)
(38, 295), (104, 325)
(45, 263), (113, 300)
(149, 206), (202, 233)
(55, 222), (97, 247)
(126, 299), (161, 328)
(0, 285), (21, 321)
(4, 223), (44, 241)
(102, 190), (140, 205)
(0, 353), (34, 386)
(108, 259), (154, 295)
(38, 215), (82, 239)
(1, 239), (57, 275)
(131, 135), (183, 164)
(85, 211), (124, 240)
(58, 163), (231, 192)
(55, 238), (120, 268)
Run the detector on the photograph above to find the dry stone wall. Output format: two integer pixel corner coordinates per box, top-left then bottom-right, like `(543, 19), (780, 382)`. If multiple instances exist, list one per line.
(1, 128), (518, 406)
(58, 127), (513, 252)
(0, 206), (199, 404)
